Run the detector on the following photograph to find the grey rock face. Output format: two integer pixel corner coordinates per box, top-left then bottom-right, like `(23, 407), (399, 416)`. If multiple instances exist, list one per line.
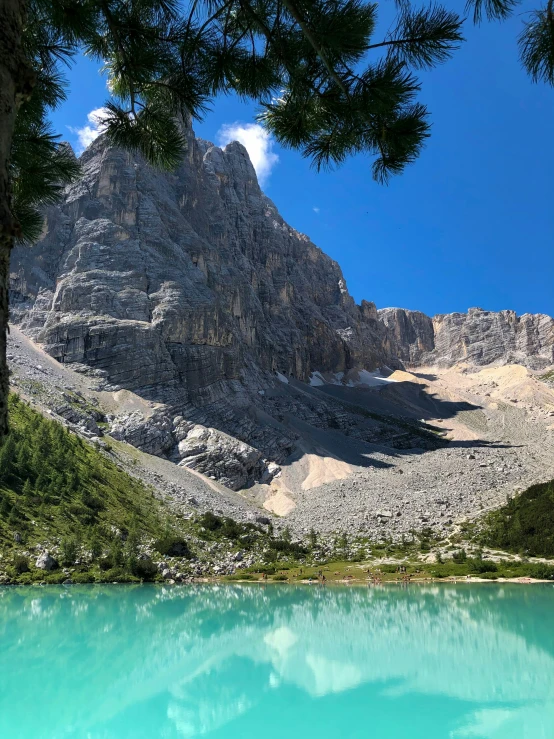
(9, 121), (554, 489)
(431, 308), (554, 368)
(377, 308), (435, 365)
(10, 123), (392, 391)
(35, 552), (58, 571)
(9, 122), (394, 487)
(176, 424), (270, 491)
(378, 307), (554, 369)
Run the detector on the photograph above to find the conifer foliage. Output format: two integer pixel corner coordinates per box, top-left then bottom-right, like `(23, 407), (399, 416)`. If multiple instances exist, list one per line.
(17, 0), (467, 221)
(0, 394), (167, 551)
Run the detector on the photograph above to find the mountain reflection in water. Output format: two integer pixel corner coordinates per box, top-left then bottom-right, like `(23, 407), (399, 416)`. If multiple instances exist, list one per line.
(1, 583), (553, 738)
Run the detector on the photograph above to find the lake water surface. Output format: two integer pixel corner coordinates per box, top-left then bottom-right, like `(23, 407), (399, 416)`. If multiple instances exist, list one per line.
(1, 583), (554, 738)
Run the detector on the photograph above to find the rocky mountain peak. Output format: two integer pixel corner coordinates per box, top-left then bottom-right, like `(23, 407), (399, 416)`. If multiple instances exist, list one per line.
(8, 126), (554, 492)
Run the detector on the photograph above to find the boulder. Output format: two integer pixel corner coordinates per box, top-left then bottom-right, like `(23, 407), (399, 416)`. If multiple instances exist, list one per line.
(35, 552), (58, 571)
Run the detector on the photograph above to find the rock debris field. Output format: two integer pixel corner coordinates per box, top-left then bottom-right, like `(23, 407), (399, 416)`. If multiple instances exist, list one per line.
(8, 327), (554, 541)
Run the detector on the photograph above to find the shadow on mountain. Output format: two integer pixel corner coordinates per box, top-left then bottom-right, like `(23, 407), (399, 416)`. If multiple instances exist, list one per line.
(280, 426), (394, 471)
(412, 372), (439, 382)
(311, 380), (481, 422)
(250, 376), (501, 476)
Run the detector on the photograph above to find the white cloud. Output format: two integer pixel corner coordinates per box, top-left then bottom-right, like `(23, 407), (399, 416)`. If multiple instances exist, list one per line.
(68, 107), (110, 153)
(217, 122), (279, 186)
(313, 207), (320, 213)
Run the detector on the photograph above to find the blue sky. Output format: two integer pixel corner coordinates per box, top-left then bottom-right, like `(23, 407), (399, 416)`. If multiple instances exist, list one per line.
(51, 2), (554, 318)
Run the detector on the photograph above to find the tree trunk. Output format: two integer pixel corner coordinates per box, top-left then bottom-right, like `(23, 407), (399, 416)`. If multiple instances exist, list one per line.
(0, 0), (33, 437)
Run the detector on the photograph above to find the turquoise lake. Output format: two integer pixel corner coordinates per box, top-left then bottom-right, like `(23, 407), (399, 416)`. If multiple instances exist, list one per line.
(1, 583), (554, 738)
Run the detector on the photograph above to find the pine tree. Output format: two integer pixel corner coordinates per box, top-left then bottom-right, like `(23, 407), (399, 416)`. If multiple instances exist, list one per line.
(282, 526), (292, 544)
(15, 442), (29, 479)
(7, 504), (19, 526)
(88, 529), (103, 561)
(108, 539), (124, 569)
(338, 531), (349, 556)
(60, 535), (80, 566)
(0, 495), (11, 517)
(34, 471), (48, 496)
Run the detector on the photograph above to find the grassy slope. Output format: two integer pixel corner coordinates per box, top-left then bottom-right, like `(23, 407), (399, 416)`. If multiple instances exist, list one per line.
(0, 395), (307, 583)
(480, 479), (554, 556)
(0, 395), (192, 582)
(0, 395), (172, 548)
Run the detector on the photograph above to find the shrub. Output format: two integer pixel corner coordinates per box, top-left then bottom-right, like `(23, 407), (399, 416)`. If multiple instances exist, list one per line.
(44, 572), (66, 584)
(98, 557), (113, 571)
(452, 548), (467, 563)
(13, 554), (29, 574)
(272, 574), (288, 581)
(154, 535), (191, 558)
(80, 490), (104, 511)
(271, 538), (308, 556)
(198, 512), (260, 542)
(262, 548), (278, 563)
(60, 536), (80, 566)
(72, 572), (95, 584)
(468, 558), (498, 574)
(132, 557), (158, 580)
(67, 502), (97, 525)
(199, 511), (223, 532)
(96, 567), (140, 583)
(526, 563), (554, 580)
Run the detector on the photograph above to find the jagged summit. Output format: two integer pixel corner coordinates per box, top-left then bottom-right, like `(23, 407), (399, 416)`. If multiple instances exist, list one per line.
(8, 127), (554, 513)
(379, 306), (554, 369)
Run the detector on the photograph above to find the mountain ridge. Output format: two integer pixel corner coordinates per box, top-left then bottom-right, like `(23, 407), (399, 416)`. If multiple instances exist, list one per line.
(7, 123), (554, 531)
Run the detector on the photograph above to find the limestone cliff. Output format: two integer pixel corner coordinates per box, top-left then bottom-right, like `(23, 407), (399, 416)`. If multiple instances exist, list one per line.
(378, 307), (554, 369)
(9, 122), (554, 490)
(9, 122), (395, 487)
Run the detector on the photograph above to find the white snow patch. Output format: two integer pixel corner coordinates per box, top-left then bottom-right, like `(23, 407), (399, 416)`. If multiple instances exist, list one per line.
(276, 372), (289, 384)
(309, 372), (325, 387)
(344, 369), (397, 388)
(308, 371), (344, 386)
(308, 369), (396, 389)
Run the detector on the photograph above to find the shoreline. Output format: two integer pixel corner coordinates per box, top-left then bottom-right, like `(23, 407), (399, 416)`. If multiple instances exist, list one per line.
(1, 576), (552, 587)
(220, 576), (553, 585)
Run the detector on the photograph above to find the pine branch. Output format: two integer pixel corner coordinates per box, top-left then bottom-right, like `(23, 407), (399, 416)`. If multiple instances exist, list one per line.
(466, 0), (520, 24)
(279, 0), (349, 93)
(519, 0), (554, 84)
(379, 5), (464, 70)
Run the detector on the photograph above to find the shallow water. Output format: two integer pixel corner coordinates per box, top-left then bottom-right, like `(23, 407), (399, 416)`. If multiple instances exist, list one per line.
(1, 583), (554, 738)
